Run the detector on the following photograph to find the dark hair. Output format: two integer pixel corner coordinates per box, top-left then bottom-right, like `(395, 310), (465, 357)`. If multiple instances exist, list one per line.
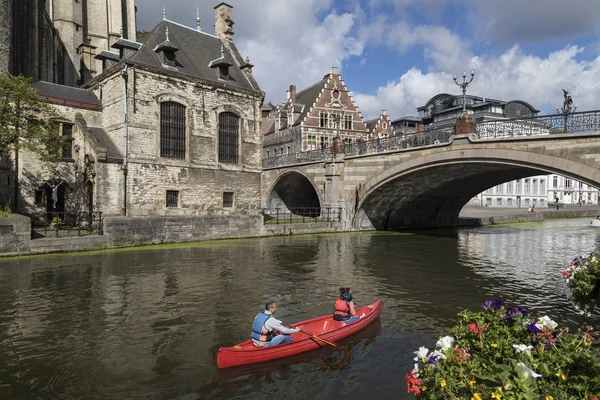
(265, 300), (276, 311)
(339, 287), (350, 294)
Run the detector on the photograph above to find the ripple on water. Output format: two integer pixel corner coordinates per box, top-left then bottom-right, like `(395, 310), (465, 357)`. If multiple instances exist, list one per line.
(0, 220), (599, 399)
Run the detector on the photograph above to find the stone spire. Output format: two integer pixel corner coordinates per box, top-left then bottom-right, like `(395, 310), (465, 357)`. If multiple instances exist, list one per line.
(162, 6), (167, 20)
(196, 6), (202, 31)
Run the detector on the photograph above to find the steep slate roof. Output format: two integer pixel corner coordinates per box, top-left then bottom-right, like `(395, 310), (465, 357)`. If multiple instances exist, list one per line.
(86, 126), (123, 163)
(364, 117), (379, 131)
(31, 81), (101, 109)
(293, 78), (327, 124)
(129, 20), (258, 92)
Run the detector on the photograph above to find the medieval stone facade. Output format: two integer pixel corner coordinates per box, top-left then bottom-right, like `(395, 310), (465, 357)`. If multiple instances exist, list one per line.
(18, 3), (261, 221)
(263, 67), (368, 158)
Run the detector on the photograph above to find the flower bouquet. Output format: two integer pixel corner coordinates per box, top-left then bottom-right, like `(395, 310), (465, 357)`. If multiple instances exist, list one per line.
(406, 301), (600, 399)
(562, 253), (600, 315)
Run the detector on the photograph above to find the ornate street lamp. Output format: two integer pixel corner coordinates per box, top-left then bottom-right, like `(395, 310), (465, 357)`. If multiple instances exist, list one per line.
(453, 69), (475, 115)
(556, 89), (577, 133)
(452, 69), (476, 135)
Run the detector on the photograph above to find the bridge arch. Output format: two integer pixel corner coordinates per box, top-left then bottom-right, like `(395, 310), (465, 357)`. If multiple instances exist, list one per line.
(264, 170), (321, 213)
(354, 148), (600, 229)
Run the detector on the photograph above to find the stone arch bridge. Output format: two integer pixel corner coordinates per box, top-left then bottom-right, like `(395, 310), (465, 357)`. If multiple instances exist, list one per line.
(262, 116), (600, 229)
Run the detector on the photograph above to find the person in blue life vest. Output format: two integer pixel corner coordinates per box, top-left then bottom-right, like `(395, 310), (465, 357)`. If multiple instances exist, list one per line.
(333, 287), (360, 324)
(251, 300), (300, 347)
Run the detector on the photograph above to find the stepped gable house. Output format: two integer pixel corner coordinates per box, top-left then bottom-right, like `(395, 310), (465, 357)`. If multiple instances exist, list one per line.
(263, 67), (368, 158)
(15, 2), (264, 218)
(365, 110), (394, 139)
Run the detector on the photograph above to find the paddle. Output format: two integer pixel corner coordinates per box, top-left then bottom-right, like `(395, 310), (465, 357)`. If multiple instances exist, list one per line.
(296, 328), (338, 347)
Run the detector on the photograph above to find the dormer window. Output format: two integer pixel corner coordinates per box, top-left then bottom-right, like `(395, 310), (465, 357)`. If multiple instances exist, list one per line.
(219, 65), (229, 80)
(154, 26), (179, 67)
(209, 44), (232, 81)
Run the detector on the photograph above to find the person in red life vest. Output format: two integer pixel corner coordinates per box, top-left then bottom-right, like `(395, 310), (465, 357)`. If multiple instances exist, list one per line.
(251, 300), (300, 347)
(333, 287), (360, 324)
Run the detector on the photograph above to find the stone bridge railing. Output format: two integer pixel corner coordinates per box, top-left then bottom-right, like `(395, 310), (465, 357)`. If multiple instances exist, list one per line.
(262, 109), (600, 169)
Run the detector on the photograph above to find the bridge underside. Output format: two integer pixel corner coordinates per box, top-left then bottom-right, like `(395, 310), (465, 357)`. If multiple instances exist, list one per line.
(356, 163), (546, 229)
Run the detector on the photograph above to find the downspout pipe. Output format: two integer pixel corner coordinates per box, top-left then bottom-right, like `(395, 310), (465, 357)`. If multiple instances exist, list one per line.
(121, 64), (129, 216)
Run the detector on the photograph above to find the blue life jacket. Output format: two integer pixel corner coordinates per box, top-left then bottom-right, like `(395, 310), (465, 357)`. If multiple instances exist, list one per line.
(251, 312), (273, 342)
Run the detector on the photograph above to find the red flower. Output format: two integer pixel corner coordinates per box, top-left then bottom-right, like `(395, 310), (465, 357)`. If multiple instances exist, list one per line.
(589, 397), (598, 400)
(561, 270), (570, 277)
(405, 370), (421, 394)
(467, 322), (488, 335)
(453, 347), (471, 362)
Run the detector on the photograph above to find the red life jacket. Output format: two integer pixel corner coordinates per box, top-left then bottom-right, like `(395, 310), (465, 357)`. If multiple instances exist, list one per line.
(333, 298), (351, 321)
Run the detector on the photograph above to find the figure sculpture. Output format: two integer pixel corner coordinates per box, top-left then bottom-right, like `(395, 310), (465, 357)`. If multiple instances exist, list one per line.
(46, 180), (64, 209)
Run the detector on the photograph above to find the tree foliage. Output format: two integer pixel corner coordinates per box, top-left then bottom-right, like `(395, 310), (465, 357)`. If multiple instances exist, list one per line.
(0, 73), (63, 165)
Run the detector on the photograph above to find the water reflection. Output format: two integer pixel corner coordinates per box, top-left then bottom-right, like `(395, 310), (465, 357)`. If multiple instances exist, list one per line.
(0, 220), (598, 399)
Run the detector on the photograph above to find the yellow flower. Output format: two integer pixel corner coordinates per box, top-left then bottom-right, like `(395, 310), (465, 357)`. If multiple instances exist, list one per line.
(545, 396), (554, 400)
(472, 394), (482, 400)
(440, 379), (447, 388)
(492, 392), (502, 399)
(468, 379), (476, 387)
(555, 372), (566, 381)
(490, 343), (498, 348)
(537, 380), (542, 385)
(422, 386), (427, 391)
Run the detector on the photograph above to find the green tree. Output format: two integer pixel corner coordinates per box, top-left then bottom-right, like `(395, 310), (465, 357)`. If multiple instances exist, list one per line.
(0, 73), (63, 212)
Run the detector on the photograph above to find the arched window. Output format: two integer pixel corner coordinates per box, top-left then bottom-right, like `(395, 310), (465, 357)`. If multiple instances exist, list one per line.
(160, 101), (186, 158)
(218, 112), (239, 164)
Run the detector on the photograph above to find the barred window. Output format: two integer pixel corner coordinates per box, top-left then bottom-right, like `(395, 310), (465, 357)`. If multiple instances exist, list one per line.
(223, 192), (234, 208)
(160, 102), (186, 158)
(166, 190), (179, 207)
(218, 112), (239, 164)
(62, 124), (73, 158)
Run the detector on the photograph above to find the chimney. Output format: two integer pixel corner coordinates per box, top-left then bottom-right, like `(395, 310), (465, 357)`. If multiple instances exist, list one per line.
(382, 109), (387, 116)
(289, 85), (296, 102)
(214, 2), (234, 43)
(332, 66), (339, 75)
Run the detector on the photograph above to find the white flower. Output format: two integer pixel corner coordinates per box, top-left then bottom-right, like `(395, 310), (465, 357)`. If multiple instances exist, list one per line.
(536, 316), (558, 330)
(516, 361), (542, 379)
(513, 344), (533, 354)
(429, 350), (447, 361)
(436, 335), (454, 350)
(414, 346), (429, 361)
(413, 363), (420, 374)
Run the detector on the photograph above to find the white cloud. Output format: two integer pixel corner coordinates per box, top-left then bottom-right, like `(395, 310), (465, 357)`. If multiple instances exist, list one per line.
(134, 1), (600, 121)
(354, 45), (600, 119)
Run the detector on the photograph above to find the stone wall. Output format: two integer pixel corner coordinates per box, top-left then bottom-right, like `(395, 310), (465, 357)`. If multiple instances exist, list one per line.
(96, 67), (263, 216)
(103, 214), (264, 246)
(0, 215), (31, 255)
(0, 0), (11, 74)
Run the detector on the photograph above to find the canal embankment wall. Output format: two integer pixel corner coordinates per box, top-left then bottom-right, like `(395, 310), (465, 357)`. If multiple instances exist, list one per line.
(0, 215), (346, 256)
(3, 207), (600, 257)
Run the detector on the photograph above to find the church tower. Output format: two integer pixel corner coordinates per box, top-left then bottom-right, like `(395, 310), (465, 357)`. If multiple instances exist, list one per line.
(50, 0), (137, 84)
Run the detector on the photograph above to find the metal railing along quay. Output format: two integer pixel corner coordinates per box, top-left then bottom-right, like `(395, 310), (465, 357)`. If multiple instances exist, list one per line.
(261, 110), (600, 168)
(262, 207), (342, 224)
(27, 211), (104, 238)
(476, 109), (600, 138)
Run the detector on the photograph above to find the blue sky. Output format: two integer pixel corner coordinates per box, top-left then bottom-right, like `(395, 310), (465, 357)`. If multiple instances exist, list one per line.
(135, 0), (600, 119)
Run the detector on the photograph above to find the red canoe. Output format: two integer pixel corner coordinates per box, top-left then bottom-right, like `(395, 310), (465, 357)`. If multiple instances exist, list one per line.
(216, 300), (383, 369)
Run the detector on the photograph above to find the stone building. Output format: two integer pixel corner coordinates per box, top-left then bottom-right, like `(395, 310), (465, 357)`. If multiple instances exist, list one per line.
(14, 2), (264, 219)
(365, 110), (394, 139)
(263, 67), (368, 158)
(0, 0), (135, 86)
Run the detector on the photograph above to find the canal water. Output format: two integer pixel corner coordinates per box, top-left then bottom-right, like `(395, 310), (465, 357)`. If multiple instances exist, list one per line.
(0, 218), (599, 399)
